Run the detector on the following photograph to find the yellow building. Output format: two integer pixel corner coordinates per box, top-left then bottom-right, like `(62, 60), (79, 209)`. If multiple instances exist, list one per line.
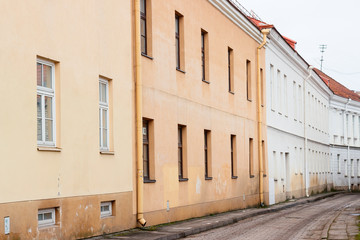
(0, 0), (269, 239)
(138, 0), (270, 226)
(0, 0), (135, 239)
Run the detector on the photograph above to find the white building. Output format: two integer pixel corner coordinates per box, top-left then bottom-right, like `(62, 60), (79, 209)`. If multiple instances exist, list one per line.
(263, 25), (333, 205)
(315, 69), (360, 190)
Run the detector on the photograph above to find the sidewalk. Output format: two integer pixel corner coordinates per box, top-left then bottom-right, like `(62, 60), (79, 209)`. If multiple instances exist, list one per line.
(84, 192), (342, 240)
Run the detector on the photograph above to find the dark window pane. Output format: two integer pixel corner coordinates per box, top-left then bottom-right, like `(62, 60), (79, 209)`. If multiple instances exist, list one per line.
(37, 63), (42, 86)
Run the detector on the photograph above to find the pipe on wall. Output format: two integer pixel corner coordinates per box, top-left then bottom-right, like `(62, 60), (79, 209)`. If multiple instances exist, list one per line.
(345, 98), (351, 191)
(303, 65), (313, 197)
(134, 0), (146, 227)
(257, 28), (271, 206)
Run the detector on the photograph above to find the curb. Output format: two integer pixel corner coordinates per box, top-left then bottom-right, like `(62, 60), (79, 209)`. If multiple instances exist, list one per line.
(153, 192), (341, 240)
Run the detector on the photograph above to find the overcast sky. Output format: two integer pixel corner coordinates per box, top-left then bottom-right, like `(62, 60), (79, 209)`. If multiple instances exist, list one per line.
(236, 0), (360, 91)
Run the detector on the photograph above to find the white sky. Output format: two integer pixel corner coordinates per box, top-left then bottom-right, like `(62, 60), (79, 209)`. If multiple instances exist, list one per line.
(236, 0), (360, 91)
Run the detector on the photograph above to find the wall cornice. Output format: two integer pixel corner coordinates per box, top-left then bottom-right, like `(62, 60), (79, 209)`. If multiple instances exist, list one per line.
(208, 0), (262, 44)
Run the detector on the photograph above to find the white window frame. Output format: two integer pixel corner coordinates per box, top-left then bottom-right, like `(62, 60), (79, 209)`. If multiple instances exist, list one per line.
(100, 201), (112, 218)
(37, 59), (56, 147)
(99, 78), (109, 151)
(38, 208), (55, 227)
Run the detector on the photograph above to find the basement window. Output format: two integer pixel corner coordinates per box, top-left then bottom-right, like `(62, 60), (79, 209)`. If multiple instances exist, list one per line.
(38, 208), (55, 227)
(100, 201), (113, 218)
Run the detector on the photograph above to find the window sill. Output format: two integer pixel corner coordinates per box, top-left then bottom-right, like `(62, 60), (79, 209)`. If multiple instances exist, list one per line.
(141, 53), (153, 60)
(271, 109), (275, 112)
(38, 224), (59, 230)
(202, 79), (210, 84)
(247, 99), (252, 102)
(229, 91), (235, 95)
(144, 179), (156, 183)
(250, 175), (255, 178)
(179, 178), (189, 182)
(37, 147), (62, 152)
(205, 176), (213, 180)
(101, 215), (115, 219)
(274, 178), (278, 182)
(261, 104), (264, 107)
(337, 172), (341, 174)
(231, 176), (238, 179)
(263, 174), (267, 177)
(100, 151), (115, 155)
(176, 68), (186, 74)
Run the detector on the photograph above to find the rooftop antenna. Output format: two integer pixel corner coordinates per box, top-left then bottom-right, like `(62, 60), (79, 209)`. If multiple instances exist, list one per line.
(319, 44), (327, 71)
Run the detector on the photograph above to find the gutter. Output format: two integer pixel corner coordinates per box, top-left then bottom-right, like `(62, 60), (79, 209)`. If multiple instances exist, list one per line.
(345, 98), (351, 191)
(257, 28), (271, 206)
(304, 66), (314, 197)
(135, 0), (146, 227)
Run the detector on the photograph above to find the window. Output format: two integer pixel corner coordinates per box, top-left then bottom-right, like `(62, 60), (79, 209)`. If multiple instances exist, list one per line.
(201, 30), (208, 82)
(246, 60), (252, 100)
(270, 65), (275, 110)
(262, 140), (266, 176)
(277, 70), (281, 112)
(99, 79), (109, 150)
(38, 208), (55, 227)
(337, 154), (341, 173)
(351, 159), (354, 177)
(357, 159), (360, 177)
(293, 81), (297, 120)
(231, 135), (237, 178)
(249, 138), (254, 177)
(143, 119), (150, 181)
(140, 0), (147, 54)
(204, 130), (212, 179)
(284, 75), (287, 115)
(175, 13), (184, 70)
(178, 125), (184, 179)
(37, 59), (55, 146)
(298, 85), (302, 122)
(228, 48), (234, 93)
(260, 68), (264, 106)
(344, 159), (348, 177)
(100, 202), (112, 218)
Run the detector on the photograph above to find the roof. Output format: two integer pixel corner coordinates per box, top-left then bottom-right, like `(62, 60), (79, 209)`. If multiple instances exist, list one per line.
(314, 68), (360, 102)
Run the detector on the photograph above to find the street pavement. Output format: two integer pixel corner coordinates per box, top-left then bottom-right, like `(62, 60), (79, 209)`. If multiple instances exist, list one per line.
(83, 192), (359, 240)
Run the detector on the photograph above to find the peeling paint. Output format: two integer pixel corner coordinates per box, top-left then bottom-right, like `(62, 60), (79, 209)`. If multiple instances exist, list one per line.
(196, 176), (201, 194)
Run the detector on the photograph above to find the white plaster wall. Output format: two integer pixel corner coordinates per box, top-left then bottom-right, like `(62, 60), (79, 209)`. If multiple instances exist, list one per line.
(265, 30), (332, 204)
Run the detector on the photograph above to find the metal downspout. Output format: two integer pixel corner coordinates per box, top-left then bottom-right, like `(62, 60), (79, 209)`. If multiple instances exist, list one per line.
(135, 0), (146, 227)
(304, 66), (313, 197)
(345, 98), (351, 191)
(257, 28), (271, 206)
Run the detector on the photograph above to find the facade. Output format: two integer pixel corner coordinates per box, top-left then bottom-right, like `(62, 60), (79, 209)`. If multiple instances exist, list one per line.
(0, 0), (358, 239)
(315, 69), (360, 190)
(0, 1), (135, 239)
(257, 21), (333, 204)
(139, 0), (270, 225)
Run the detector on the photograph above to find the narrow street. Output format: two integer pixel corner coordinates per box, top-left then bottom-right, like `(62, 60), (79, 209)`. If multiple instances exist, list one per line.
(183, 193), (360, 240)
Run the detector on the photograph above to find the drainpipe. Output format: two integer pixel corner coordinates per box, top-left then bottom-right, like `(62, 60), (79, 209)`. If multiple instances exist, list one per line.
(304, 66), (313, 197)
(257, 28), (271, 206)
(135, 0), (146, 227)
(345, 98), (351, 191)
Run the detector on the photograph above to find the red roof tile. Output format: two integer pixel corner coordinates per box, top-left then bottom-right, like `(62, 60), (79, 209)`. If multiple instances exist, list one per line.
(314, 68), (360, 102)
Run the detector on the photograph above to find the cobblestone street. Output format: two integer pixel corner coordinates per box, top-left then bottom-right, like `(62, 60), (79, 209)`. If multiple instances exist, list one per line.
(183, 193), (360, 240)
(86, 192), (359, 240)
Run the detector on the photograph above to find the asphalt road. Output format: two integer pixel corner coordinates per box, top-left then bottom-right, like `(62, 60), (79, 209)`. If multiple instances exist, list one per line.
(182, 193), (360, 240)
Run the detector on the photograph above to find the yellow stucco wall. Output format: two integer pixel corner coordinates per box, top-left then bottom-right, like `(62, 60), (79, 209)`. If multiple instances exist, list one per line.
(140, 0), (268, 225)
(0, 0), (135, 238)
